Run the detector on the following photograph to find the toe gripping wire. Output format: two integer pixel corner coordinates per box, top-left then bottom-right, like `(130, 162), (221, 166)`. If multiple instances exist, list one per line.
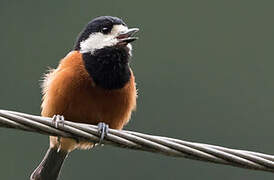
(0, 109), (273, 173)
(52, 115), (65, 150)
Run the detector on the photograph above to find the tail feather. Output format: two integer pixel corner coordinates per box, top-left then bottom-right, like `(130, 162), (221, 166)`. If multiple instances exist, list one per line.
(30, 148), (68, 180)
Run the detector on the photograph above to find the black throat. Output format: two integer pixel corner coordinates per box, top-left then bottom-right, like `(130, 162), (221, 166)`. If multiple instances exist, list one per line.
(82, 46), (131, 90)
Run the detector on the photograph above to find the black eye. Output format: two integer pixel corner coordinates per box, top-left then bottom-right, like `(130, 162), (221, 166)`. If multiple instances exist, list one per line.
(101, 27), (110, 34)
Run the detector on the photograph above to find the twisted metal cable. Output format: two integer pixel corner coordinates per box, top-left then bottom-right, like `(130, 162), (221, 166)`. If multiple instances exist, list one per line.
(0, 109), (273, 173)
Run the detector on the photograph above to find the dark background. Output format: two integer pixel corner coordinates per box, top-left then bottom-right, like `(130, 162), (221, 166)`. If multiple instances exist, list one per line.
(0, 0), (273, 179)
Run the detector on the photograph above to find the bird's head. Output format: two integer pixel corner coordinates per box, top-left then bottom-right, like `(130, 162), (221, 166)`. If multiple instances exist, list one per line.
(74, 16), (139, 55)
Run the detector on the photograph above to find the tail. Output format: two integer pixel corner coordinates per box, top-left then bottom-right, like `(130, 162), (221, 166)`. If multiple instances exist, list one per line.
(30, 148), (68, 180)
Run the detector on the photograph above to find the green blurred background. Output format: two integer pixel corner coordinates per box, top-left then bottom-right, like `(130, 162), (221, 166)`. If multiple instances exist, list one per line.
(0, 0), (273, 179)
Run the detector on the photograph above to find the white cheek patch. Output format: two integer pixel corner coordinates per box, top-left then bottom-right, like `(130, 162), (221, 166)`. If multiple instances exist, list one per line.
(80, 25), (129, 54)
(80, 33), (118, 54)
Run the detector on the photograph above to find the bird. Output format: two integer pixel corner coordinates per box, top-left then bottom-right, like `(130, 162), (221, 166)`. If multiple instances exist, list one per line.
(30, 16), (139, 180)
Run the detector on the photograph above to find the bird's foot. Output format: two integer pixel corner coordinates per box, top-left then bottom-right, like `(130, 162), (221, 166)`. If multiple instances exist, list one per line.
(52, 115), (65, 129)
(97, 122), (109, 145)
(52, 115), (65, 147)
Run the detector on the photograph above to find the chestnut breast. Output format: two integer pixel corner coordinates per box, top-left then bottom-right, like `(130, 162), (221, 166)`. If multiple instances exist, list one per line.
(41, 51), (136, 129)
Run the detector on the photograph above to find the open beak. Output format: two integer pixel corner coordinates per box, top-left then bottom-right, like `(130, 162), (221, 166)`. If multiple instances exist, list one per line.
(117, 28), (139, 44)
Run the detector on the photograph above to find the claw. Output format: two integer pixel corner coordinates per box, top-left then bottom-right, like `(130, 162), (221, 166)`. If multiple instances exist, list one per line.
(97, 122), (109, 145)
